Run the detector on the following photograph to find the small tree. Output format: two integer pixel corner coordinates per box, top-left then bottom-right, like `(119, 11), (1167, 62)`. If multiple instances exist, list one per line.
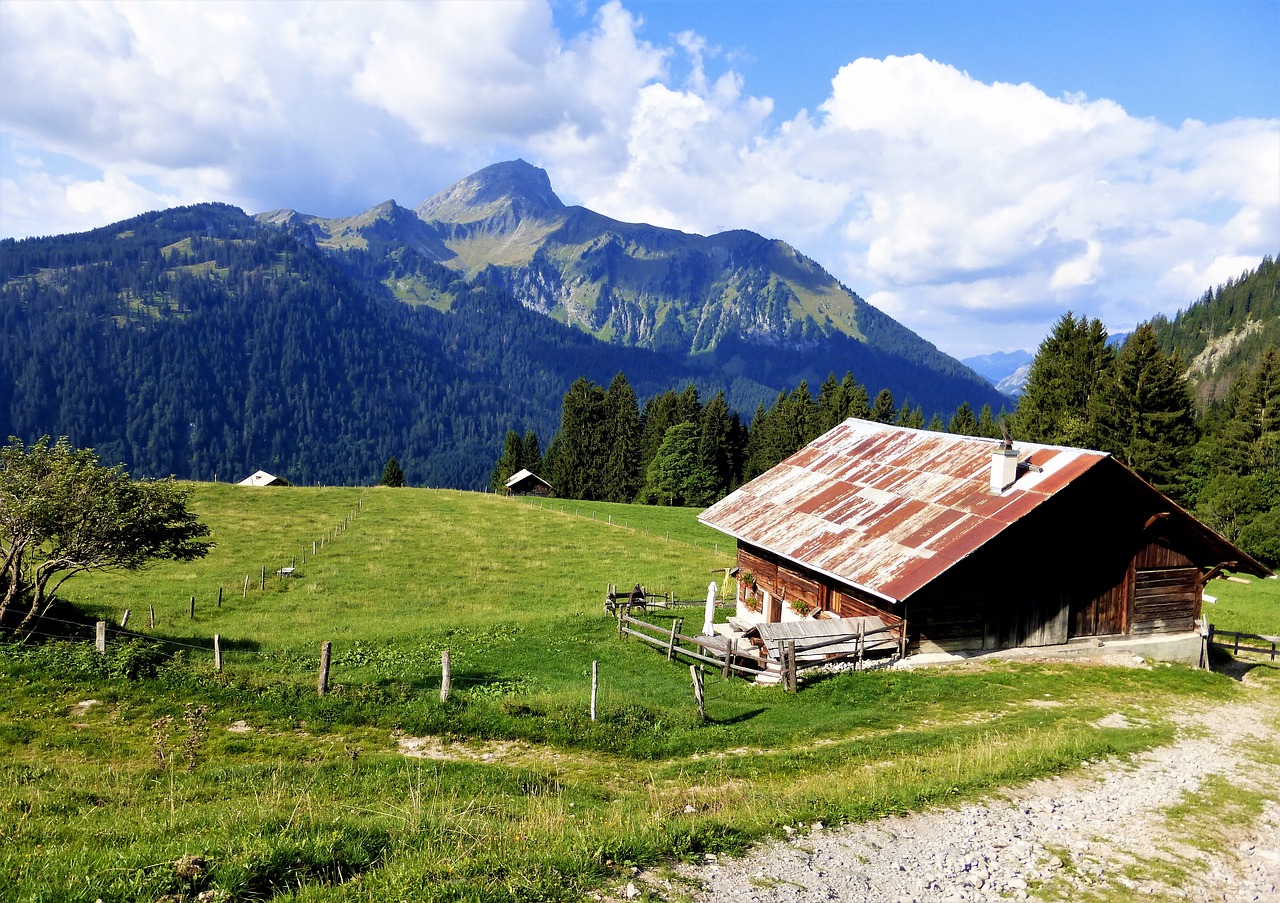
(1, 437), (212, 639)
(380, 455), (406, 488)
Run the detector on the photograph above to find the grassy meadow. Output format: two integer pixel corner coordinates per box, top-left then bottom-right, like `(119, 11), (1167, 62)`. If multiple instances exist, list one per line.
(2, 485), (1277, 902)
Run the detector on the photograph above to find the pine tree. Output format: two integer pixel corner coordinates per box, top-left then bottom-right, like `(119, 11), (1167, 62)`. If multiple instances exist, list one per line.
(521, 430), (543, 475)
(381, 455), (406, 488)
(546, 377), (609, 500)
(869, 388), (896, 423)
(949, 401), (978, 436)
(601, 372), (642, 502)
(1093, 325), (1198, 501)
(489, 431), (523, 492)
(698, 390), (734, 499)
(1016, 312), (1113, 446)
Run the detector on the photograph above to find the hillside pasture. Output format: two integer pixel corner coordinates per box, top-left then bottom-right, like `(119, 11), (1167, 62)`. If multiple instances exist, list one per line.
(1, 486), (1275, 902)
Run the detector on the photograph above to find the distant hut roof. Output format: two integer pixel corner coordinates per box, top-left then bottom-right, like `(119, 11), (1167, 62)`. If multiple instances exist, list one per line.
(505, 469), (552, 494)
(238, 470), (287, 487)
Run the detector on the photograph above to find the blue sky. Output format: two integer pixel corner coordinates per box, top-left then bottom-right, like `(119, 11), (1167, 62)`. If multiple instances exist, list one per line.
(1, 0), (1276, 358)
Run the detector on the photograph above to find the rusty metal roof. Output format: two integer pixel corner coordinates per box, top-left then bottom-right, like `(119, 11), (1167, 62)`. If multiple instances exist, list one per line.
(699, 421), (1110, 603)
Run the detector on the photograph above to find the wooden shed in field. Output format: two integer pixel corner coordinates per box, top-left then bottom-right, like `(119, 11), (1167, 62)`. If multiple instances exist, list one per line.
(505, 468), (552, 497)
(699, 420), (1272, 659)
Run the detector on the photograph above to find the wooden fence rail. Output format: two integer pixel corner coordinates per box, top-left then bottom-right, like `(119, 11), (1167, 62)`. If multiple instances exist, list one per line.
(617, 612), (903, 686)
(617, 613), (763, 678)
(1208, 626), (1280, 661)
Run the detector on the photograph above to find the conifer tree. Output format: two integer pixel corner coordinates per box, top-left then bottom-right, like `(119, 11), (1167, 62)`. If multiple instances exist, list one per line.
(489, 431), (524, 492)
(546, 377), (609, 500)
(601, 372), (642, 502)
(521, 431), (543, 475)
(949, 401), (978, 436)
(698, 390), (734, 499)
(1092, 325), (1197, 501)
(1016, 312), (1113, 446)
(869, 388), (896, 423)
(381, 455), (407, 488)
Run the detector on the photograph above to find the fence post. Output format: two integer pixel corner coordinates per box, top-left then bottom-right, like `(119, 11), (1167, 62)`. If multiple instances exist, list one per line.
(149, 605), (155, 629)
(440, 650), (451, 703)
(786, 639), (798, 693)
(722, 645), (731, 678)
(243, 575), (249, 597)
(667, 618), (682, 662)
(318, 641), (332, 696)
(214, 634), (222, 673)
(217, 587), (223, 609)
(590, 660), (598, 722)
(691, 664), (705, 721)
(617, 611), (625, 640)
(96, 621), (106, 654)
(120, 609), (130, 628)
(261, 566), (266, 591)
(189, 595), (195, 620)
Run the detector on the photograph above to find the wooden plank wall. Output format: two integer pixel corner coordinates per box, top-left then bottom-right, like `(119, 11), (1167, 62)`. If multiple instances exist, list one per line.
(1132, 566), (1200, 634)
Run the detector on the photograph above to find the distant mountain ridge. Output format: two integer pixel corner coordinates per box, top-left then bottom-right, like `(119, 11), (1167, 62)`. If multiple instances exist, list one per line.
(263, 160), (1005, 413)
(1, 162), (1010, 489)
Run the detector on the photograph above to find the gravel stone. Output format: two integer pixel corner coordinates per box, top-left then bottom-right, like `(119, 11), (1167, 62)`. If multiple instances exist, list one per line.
(656, 684), (1280, 902)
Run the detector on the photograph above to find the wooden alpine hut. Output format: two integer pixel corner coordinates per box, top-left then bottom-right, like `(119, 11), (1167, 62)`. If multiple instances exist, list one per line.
(505, 468), (552, 497)
(698, 420), (1272, 663)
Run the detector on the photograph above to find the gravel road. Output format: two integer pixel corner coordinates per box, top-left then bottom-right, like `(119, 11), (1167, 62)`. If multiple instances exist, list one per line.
(623, 674), (1280, 903)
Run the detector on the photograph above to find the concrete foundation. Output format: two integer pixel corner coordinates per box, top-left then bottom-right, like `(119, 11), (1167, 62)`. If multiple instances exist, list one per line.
(903, 631), (1205, 669)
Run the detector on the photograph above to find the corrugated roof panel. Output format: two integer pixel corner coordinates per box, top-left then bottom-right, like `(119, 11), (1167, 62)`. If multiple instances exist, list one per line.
(698, 421), (1112, 601)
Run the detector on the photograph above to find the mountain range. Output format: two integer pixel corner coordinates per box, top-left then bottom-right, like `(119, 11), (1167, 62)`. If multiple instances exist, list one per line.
(0, 161), (1008, 488)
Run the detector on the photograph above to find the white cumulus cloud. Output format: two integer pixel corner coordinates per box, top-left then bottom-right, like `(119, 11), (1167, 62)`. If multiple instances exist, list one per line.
(0, 2), (1275, 358)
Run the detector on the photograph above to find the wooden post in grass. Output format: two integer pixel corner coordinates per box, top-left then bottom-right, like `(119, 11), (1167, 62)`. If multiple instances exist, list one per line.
(440, 650), (452, 703)
(590, 660), (598, 722)
(722, 645), (731, 678)
(313, 540), (317, 557)
(214, 634), (222, 673)
(189, 595), (195, 620)
(120, 609), (130, 628)
(95, 621), (106, 654)
(667, 617), (683, 662)
(149, 605), (155, 629)
(260, 566), (266, 591)
(690, 665), (705, 720)
(786, 639), (798, 693)
(243, 575), (249, 597)
(217, 587), (223, 609)
(318, 641), (332, 695)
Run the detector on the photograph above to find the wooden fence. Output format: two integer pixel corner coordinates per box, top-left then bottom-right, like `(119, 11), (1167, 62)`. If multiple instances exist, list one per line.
(616, 611), (902, 690)
(1208, 625), (1280, 661)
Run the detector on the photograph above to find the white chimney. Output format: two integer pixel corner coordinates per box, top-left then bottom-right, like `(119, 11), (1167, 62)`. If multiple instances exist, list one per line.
(990, 445), (1019, 493)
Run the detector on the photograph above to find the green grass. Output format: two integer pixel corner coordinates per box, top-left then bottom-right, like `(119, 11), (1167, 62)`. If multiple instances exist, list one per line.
(1203, 573), (1280, 637)
(0, 486), (1272, 902)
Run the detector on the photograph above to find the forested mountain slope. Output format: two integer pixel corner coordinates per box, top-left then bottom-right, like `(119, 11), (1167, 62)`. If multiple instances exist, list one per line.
(1148, 256), (1279, 407)
(0, 205), (721, 487)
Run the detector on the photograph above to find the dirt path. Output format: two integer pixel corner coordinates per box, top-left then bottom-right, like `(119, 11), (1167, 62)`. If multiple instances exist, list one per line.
(635, 676), (1280, 903)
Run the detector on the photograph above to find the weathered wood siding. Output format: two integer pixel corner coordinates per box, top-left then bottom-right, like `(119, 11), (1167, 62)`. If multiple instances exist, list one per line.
(738, 543), (902, 626)
(1132, 566), (1200, 634)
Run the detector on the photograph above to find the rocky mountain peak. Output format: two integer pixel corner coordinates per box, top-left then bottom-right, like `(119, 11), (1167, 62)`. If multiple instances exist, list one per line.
(415, 159), (565, 226)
